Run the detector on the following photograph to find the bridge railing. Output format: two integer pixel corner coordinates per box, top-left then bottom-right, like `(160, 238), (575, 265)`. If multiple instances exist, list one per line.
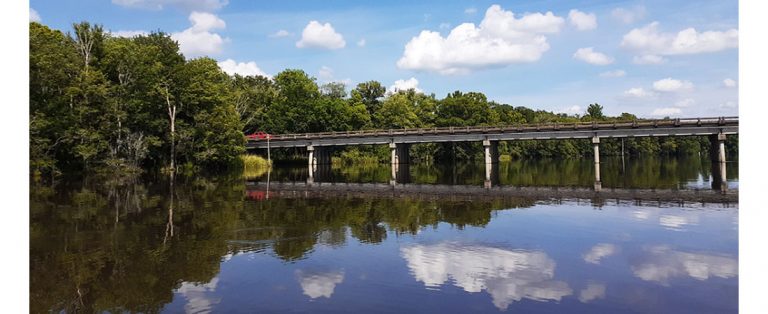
(250, 116), (738, 142)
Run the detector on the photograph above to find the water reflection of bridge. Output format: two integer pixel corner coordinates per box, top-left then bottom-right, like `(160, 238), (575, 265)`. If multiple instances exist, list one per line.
(246, 180), (737, 207)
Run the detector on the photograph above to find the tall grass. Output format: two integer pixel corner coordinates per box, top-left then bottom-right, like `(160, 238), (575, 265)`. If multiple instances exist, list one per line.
(241, 155), (271, 179)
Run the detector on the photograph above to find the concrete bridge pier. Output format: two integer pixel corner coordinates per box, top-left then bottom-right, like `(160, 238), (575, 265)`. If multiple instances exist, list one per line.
(709, 133), (727, 163)
(593, 136), (602, 192)
(483, 139), (499, 164)
(307, 145), (332, 167)
(390, 143), (410, 165)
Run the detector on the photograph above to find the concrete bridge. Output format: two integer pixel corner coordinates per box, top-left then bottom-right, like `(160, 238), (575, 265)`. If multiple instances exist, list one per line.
(247, 117), (738, 191)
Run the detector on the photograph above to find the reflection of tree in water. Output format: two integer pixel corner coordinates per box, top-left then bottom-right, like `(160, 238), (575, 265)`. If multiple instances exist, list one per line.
(30, 176), (534, 312)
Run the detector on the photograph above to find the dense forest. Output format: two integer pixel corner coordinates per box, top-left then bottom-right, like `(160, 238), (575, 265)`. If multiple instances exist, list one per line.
(30, 21), (737, 176)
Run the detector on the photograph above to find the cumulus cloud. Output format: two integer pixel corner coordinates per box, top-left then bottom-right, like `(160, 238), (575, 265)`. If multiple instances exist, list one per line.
(318, 65), (334, 81)
(389, 77), (422, 94)
(397, 4), (565, 75)
(578, 283), (606, 303)
(583, 243), (619, 264)
(659, 214), (699, 230)
(401, 242), (572, 310)
(217, 59), (269, 77)
(171, 11), (227, 57)
(175, 277), (221, 314)
(652, 78), (694, 92)
(295, 270), (345, 299)
(296, 21), (346, 49)
(111, 30), (148, 37)
(651, 107), (682, 117)
(621, 22), (738, 56)
(357, 39), (366, 47)
(269, 29), (291, 38)
(674, 98), (695, 108)
(633, 54), (667, 65)
(439, 22), (451, 29)
(112, 0), (228, 11)
(631, 245), (737, 284)
(611, 6), (646, 24)
(557, 105), (582, 114)
(600, 70), (626, 78)
(723, 78), (737, 88)
(568, 9), (597, 31)
(573, 47), (613, 65)
(30, 8), (41, 22)
(624, 87), (656, 98)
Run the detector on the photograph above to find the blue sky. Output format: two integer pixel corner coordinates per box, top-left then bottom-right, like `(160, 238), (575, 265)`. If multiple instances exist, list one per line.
(29, 0), (738, 118)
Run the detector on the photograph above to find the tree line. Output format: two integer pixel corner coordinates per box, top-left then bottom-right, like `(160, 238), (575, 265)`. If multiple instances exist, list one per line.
(30, 21), (737, 175)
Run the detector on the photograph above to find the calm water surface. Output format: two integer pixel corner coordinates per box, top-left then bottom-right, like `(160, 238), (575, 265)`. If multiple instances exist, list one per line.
(30, 156), (738, 313)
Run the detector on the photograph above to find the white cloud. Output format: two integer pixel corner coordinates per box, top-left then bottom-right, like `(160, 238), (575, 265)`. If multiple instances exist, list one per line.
(652, 78), (694, 92)
(401, 242), (572, 310)
(720, 101), (737, 109)
(295, 270), (345, 299)
(296, 21), (346, 49)
(723, 78), (737, 88)
(397, 4), (565, 75)
(111, 30), (148, 37)
(621, 22), (738, 56)
(318, 66), (334, 81)
(568, 9), (597, 31)
(633, 54), (667, 65)
(30, 8), (41, 22)
(659, 214), (699, 230)
(631, 245), (737, 284)
(611, 6), (646, 24)
(651, 107), (682, 116)
(624, 87), (656, 98)
(465, 7), (477, 14)
(439, 22), (451, 29)
(269, 30), (291, 38)
(583, 243), (618, 264)
(556, 105), (582, 114)
(578, 283), (606, 303)
(171, 11), (227, 57)
(573, 47), (613, 65)
(675, 98), (695, 108)
(218, 59), (269, 77)
(357, 39), (366, 47)
(112, 0), (227, 11)
(389, 77), (422, 94)
(599, 70), (626, 78)
(175, 277), (221, 314)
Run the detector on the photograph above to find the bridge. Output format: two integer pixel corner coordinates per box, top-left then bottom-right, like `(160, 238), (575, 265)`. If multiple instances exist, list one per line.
(246, 117), (738, 191)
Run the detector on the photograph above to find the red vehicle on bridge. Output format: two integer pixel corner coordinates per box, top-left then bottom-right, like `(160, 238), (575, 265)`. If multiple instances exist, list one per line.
(246, 131), (271, 140)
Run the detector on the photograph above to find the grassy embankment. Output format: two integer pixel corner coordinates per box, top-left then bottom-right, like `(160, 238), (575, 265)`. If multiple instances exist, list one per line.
(241, 155), (272, 179)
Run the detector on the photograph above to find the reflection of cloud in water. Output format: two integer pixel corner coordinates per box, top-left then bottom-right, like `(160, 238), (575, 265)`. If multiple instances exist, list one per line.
(583, 243), (618, 264)
(659, 214), (699, 230)
(295, 270), (345, 299)
(400, 242), (572, 310)
(175, 277), (220, 314)
(632, 245), (737, 284)
(578, 282), (606, 303)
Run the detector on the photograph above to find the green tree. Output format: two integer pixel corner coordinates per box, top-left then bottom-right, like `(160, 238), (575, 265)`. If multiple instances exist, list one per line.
(586, 103), (605, 120)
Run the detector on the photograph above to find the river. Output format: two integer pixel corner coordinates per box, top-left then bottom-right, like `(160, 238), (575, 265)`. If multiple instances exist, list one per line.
(30, 155), (738, 313)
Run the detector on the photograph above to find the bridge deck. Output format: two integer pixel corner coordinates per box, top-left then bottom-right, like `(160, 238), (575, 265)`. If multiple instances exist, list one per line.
(247, 117), (738, 149)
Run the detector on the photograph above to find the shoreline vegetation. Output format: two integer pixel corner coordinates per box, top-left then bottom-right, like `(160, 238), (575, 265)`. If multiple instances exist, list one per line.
(30, 21), (738, 178)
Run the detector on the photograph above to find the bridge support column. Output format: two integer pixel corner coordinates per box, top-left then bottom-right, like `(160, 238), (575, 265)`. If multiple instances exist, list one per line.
(483, 139), (499, 164)
(709, 133), (727, 191)
(307, 145), (315, 167)
(592, 136), (601, 191)
(709, 133), (727, 163)
(390, 143), (410, 165)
